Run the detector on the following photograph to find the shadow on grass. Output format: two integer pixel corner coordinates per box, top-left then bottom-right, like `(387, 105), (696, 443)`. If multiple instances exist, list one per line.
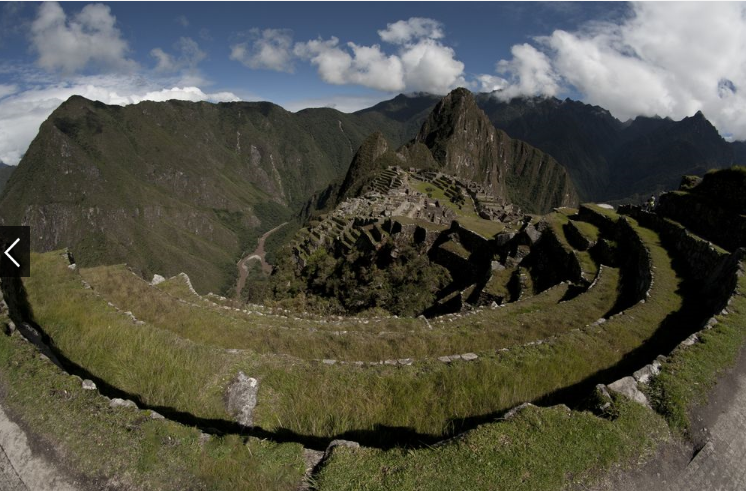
(0, 250), (731, 451)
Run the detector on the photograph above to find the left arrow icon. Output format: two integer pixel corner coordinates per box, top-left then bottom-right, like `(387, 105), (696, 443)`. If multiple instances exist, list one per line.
(4, 238), (20, 267)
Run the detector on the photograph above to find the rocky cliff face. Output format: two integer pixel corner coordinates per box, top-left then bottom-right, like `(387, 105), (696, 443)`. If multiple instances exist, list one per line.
(409, 88), (578, 213)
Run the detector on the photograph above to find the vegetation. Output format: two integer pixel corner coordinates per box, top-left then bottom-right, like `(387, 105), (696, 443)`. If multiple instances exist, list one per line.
(19, 214), (684, 441)
(0, 315), (305, 491)
(266, 244), (453, 317)
(315, 400), (669, 491)
(648, 271), (746, 433)
(5, 197), (746, 489)
(79, 261), (618, 361)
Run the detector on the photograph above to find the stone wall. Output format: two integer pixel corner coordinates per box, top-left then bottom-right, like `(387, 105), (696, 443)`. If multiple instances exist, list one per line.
(612, 217), (653, 311)
(525, 227), (583, 292)
(621, 206), (731, 283)
(656, 191), (746, 252)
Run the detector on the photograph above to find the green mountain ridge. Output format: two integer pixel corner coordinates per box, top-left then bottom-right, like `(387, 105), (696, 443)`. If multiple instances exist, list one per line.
(2, 88), (740, 294)
(0, 95), (430, 293)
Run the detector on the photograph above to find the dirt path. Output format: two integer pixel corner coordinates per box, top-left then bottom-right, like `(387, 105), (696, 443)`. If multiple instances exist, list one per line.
(235, 222), (288, 298)
(586, 340), (746, 491)
(0, 403), (80, 491)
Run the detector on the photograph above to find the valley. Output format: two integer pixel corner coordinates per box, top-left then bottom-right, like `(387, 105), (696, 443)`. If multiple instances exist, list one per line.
(235, 221), (288, 298)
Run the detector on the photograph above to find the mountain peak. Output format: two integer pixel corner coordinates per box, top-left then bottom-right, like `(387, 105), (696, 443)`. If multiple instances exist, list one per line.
(337, 131), (395, 200)
(417, 88), (492, 149)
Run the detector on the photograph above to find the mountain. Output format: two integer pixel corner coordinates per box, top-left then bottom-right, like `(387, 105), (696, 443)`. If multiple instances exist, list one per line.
(0, 96), (428, 293)
(607, 111), (735, 201)
(339, 88), (578, 214)
(0, 162), (13, 195)
(475, 95), (622, 200)
(475, 93), (742, 202)
(3, 88), (742, 293)
(409, 88), (577, 212)
(336, 132), (403, 201)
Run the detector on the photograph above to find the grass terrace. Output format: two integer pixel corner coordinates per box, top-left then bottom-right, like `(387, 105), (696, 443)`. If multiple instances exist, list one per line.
(79, 262), (619, 360)
(5, 196), (746, 490)
(18, 214), (688, 441)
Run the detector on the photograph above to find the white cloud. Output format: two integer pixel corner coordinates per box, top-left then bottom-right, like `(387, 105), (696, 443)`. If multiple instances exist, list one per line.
(151, 37), (206, 73)
(175, 15), (189, 28)
(294, 37), (405, 91)
(0, 84), (18, 99)
(293, 17), (465, 94)
(0, 74), (239, 165)
(399, 39), (465, 94)
(30, 1), (137, 74)
(230, 29), (295, 73)
(492, 43), (560, 100)
(476, 74), (508, 93)
(491, 2), (746, 139)
(378, 17), (444, 45)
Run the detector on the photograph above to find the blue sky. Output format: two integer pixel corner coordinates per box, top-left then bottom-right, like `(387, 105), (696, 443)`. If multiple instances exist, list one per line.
(1, 2), (745, 165)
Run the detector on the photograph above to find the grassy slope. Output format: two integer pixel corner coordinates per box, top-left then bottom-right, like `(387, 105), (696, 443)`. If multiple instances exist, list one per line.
(0, 97), (426, 295)
(544, 212), (598, 278)
(23, 212), (681, 440)
(79, 263), (618, 361)
(0, 318), (305, 491)
(317, 228), (746, 491)
(8, 215), (745, 489)
(315, 401), (668, 491)
(648, 271), (746, 433)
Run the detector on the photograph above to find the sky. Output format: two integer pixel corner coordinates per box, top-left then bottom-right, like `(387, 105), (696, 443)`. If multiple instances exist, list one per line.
(1, 1), (745, 165)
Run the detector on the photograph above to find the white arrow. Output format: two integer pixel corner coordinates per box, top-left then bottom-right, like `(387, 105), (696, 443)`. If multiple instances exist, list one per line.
(4, 238), (20, 268)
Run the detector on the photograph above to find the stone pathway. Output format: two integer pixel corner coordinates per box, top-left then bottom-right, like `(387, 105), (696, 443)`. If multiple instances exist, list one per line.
(0, 404), (80, 491)
(588, 341), (746, 491)
(665, 342), (746, 491)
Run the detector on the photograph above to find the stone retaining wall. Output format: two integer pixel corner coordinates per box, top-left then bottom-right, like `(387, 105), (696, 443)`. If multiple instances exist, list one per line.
(656, 191), (746, 252)
(621, 206), (730, 283)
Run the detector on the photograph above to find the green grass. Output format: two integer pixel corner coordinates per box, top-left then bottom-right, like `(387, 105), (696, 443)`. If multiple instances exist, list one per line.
(571, 219), (601, 242)
(19, 216), (684, 440)
(315, 400), (669, 491)
(77, 260), (619, 362)
(455, 215), (506, 238)
(439, 240), (471, 260)
(317, 231), (746, 491)
(544, 212), (599, 278)
(648, 271), (746, 433)
(0, 322), (305, 491)
(483, 267), (517, 299)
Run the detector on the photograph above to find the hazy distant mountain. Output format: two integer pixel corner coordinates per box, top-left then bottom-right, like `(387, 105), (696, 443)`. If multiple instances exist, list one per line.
(474, 93), (741, 202)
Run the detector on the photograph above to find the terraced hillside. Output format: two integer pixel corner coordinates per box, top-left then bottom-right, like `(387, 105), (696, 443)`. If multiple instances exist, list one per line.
(1, 168), (745, 490)
(269, 166), (597, 316)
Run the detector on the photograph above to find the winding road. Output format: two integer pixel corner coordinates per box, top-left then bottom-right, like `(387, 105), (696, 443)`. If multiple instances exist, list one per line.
(235, 222), (287, 298)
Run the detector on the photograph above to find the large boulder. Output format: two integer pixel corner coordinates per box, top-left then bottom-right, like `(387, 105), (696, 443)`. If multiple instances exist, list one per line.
(225, 371), (259, 426)
(607, 376), (650, 407)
